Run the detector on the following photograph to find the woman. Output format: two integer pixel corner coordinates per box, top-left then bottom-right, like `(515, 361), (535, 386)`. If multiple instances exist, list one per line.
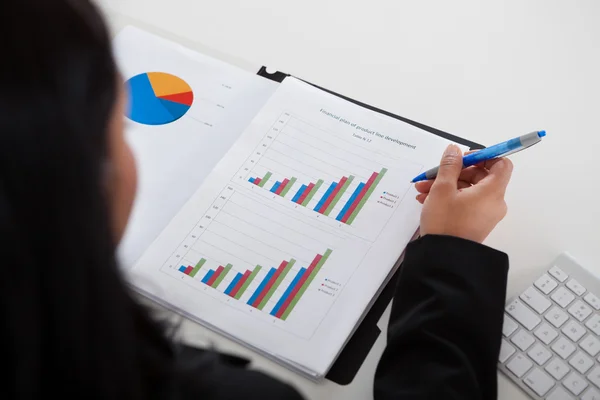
(0, 0), (512, 399)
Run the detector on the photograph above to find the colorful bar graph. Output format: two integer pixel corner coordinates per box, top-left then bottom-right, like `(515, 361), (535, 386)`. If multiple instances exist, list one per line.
(314, 182), (337, 212)
(292, 184), (307, 203)
(270, 181), (281, 193)
(229, 270), (252, 298)
(336, 183), (365, 221)
(258, 259), (295, 310)
(178, 249), (331, 320)
(324, 176), (352, 215)
(347, 168), (387, 225)
(340, 172), (379, 223)
(248, 165), (384, 223)
(212, 263), (232, 288)
(325, 176), (354, 216)
(281, 249), (332, 320)
(206, 266), (224, 286)
(248, 267), (277, 305)
(258, 172), (271, 188)
(248, 171), (272, 187)
(302, 179), (323, 206)
(235, 266), (262, 300)
(201, 269), (215, 284)
(225, 272), (244, 296)
(190, 258), (207, 278)
(275, 178), (290, 195)
(274, 253), (322, 318)
(296, 183), (314, 205)
(270, 268), (307, 316)
(251, 260), (288, 308)
(319, 176), (350, 214)
(280, 177), (296, 197)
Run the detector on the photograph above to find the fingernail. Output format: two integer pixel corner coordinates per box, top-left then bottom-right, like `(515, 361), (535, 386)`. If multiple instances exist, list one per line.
(444, 144), (460, 156)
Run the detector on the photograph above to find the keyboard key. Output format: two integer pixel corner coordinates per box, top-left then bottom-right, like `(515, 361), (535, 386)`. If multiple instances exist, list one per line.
(545, 358), (570, 380)
(534, 322), (559, 345)
(562, 320), (586, 342)
(523, 368), (555, 397)
(580, 335), (600, 357)
(586, 315), (600, 335)
(568, 300), (593, 322)
(585, 293), (600, 310)
(569, 351), (594, 374)
(582, 387), (600, 400)
(546, 306), (570, 328)
(499, 339), (515, 363)
(506, 353), (533, 378)
(535, 273), (558, 294)
(502, 315), (518, 337)
(506, 299), (541, 330)
(549, 265), (569, 282)
(551, 286), (576, 308)
(520, 286), (552, 314)
(527, 343), (552, 365)
(511, 329), (535, 351)
(552, 337), (576, 359)
(563, 371), (588, 395)
(587, 366), (600, 389)
(567, 279), (586, 296)
(547, 387), (574, 400)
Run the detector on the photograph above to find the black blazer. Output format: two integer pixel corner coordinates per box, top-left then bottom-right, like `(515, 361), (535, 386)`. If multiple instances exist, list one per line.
(176, 235), (509, 399)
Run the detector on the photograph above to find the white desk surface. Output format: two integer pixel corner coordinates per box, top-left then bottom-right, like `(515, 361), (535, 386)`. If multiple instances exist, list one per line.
(97, 1), (600, 399)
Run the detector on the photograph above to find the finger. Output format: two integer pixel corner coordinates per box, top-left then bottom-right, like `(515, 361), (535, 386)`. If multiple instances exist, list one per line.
(458, 180), (472, 190)
(417, 181), (469, 202)
(431, 144), (463, 192)
(483, 158), (514, 194)
(416, 193), (428, 204)
(415, 174), (466, 193)
(415, 180), (434, 194)
(464, 150), (505, 170)
(458, 166), (489, 185)
(482, 157), (505, 170)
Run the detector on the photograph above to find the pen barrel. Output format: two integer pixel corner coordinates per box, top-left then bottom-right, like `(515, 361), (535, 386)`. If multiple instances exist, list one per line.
(416, 131), (543, 182)
(462, 131), (541, 167)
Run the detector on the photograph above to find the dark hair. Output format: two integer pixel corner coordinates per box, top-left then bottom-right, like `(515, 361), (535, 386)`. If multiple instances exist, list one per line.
(0, 1), (174, 398)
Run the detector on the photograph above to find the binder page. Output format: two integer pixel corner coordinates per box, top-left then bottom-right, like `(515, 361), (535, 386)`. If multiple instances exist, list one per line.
(113, 27), (278, 267)
(130, 77), (461, 377)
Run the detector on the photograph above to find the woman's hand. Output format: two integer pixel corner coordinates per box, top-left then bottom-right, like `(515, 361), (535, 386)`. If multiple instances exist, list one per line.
(415, 144), (513, 244)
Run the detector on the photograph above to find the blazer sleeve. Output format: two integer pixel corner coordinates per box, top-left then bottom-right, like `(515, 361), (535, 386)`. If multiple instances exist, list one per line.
(374, 234), (509, 400)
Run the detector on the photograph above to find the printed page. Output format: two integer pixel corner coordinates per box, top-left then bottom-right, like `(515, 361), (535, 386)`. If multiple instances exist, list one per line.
(113, 27), (278, 267)
(130, 77), (459, 377)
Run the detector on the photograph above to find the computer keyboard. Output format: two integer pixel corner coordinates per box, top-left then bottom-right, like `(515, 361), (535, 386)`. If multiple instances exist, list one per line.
(499, 253), (600, 399)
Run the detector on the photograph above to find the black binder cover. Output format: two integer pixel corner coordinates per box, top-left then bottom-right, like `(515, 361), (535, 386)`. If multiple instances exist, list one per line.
(257, 67), (483, 385)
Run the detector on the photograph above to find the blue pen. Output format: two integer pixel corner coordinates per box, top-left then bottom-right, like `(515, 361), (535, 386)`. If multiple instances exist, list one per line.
(411, 130), (546, 183)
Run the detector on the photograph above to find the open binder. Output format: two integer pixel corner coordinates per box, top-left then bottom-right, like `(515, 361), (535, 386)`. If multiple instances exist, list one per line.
(116, 26), (485, 385)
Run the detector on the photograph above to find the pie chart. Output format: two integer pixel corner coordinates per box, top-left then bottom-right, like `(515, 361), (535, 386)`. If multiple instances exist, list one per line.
(125, 72), (194, 125)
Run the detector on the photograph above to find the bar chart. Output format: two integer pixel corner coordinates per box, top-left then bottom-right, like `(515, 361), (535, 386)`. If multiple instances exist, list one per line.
(236, 113), (423, 241)
(249, 167), (387, 225)
(176, 247), (332, 320)
(160, 185), (369, 334)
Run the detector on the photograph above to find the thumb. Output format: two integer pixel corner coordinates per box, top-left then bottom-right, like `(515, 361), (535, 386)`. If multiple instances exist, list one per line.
(432, 144), (463, 190)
